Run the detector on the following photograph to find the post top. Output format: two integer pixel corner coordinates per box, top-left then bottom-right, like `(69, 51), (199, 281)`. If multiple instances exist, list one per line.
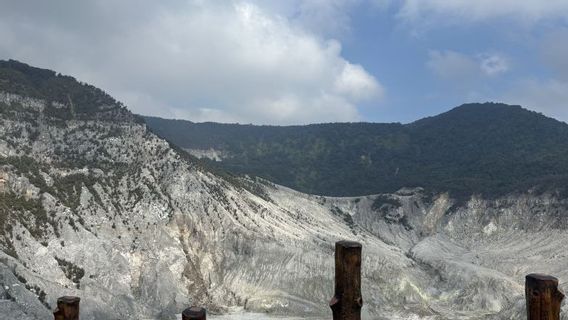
(182, 307), (206, 316)
(336, 240), (362, 248)
(57, 296), (81, 304)
(525, 273), (558, 286)
(527, 273), (558, 281)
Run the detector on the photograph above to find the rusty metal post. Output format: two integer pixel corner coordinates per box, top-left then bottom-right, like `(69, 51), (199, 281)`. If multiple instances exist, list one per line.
(182, 307), (206, 320)
(329, 240), (362, 320)
(526, 274), (564, 320)
(53, 296), (80, 320)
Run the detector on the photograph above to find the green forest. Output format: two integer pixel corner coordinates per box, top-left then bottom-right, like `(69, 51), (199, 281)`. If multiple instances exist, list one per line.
(145, 103), (568, 198)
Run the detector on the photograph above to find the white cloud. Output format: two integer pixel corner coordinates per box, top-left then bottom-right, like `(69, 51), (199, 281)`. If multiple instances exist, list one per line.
(334, 63), (384, 100)
(0, 0), (382, 125)
(479, 54), (509, 76)
(398, 0), (568, 24)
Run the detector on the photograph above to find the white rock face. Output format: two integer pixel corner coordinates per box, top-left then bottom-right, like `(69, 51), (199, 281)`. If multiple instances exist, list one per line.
(1, 93), (568, 320)
(184, 148), (227, 162)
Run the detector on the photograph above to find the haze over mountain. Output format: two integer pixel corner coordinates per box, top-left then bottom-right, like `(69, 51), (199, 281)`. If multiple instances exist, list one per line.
(145, 104), (568, 198)
(2, 60), (568, 320)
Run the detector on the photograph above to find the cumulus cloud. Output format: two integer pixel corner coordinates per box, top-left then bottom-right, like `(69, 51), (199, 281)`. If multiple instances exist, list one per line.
(0, 0), (382, 124)
(398, 0), (568, 24)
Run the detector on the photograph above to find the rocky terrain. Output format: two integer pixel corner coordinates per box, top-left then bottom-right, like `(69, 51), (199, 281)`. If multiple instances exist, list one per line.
(1, 62), (568, 319)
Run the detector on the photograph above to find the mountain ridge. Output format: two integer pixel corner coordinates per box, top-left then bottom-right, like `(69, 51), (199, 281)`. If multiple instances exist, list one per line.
(144, 102), (568, 198)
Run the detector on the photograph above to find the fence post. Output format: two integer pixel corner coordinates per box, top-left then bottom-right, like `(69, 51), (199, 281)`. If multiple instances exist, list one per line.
(53, 296), (80, 320)
(182, 307), (206, 320)
(526, 274), (564, 320)
(329, 240), (362, 320)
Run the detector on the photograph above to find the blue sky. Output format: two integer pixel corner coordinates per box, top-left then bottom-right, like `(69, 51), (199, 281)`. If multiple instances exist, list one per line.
(339, 1), (568, 123)
(0, 0), (567, 124)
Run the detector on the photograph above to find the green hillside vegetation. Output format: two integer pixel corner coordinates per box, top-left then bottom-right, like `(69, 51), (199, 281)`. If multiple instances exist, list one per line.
(145, 104), (568, 198)
(0, 60), (139, 122)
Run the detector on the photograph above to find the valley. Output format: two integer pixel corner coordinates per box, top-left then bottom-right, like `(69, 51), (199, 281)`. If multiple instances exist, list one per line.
(0, 61), (567, 320)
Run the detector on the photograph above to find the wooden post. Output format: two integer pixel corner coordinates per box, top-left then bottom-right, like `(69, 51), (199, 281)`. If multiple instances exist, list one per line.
(182, 307), (206, 320)
(53, 296), (80, 320)
(526, 274), (564, 320)
(329, 240), (362, 320)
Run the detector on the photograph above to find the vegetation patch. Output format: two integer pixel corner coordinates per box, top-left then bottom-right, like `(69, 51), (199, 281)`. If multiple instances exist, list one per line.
(54, 173), (98, 211)
(0, 156), (53, 193)
(372, 195), (402, 213)
(331, 206), (355, 232)
(25, 283), (49, 308)
(0, 192), (50, 240)
(54, 256), (85, 288)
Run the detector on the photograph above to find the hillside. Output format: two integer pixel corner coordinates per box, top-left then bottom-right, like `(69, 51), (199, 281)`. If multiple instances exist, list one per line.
(2, 60), (568, 320)
(0, 60), (366, 319)
(145, 104), (568, 198)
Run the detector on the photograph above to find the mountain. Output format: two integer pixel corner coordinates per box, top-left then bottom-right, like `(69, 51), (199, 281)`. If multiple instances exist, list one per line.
(144, 104), (568, 198)
(1, 60), (568, 320)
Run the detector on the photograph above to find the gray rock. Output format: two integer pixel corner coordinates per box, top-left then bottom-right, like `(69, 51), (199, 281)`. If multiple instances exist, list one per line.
(1, 93), (568, 319)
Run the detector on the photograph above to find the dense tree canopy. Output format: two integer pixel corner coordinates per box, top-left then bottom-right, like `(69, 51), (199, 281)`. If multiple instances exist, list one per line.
(145, 104), (568, 198)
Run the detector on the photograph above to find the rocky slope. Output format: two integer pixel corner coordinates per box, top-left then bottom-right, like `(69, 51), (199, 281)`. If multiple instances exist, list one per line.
(1, 61), (568, 319)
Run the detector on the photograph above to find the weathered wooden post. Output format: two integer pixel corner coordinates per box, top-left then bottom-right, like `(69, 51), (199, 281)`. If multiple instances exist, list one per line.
(53, 296), (80, 320)
(182, 307), (206, 320)
(329, 240), (362, 320)
(526, 274), (564, 320)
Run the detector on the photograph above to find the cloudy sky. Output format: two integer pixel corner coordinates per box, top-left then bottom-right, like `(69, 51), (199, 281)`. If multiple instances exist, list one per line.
(1, 0), (567, 124)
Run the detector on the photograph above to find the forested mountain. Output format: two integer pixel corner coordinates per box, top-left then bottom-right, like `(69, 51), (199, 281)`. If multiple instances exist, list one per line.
(145, 105), (568, 198)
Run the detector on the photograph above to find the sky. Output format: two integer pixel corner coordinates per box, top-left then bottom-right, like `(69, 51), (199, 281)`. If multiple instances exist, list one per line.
(0, 0), (567, 125)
